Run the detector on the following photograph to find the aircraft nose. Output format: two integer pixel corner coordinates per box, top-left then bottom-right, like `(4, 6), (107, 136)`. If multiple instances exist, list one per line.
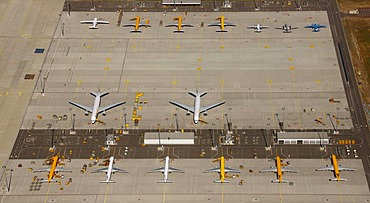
(194, 120), (199, 124)
(92, 120), (96, 124)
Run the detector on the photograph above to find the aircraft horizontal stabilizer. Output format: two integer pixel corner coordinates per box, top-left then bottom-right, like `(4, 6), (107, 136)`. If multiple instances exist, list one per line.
(272, 179), (288, 183)
(330, 178), (346, 181)
(216, 30), (228, 32)
(130, 30), (142, 33)
(158, 179), (172, 183)
(173, 30), (185, 33)
(41, 179), (58, 183)
(100, 180), (115, 183)
(214, 179), (229, 183)
(89, 26), (98, 29)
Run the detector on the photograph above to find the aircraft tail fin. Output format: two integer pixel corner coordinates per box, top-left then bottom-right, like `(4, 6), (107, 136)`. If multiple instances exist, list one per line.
(100, 180), (115, 183)
(158, 179), (172, 183)
(214, 179), (230, 183)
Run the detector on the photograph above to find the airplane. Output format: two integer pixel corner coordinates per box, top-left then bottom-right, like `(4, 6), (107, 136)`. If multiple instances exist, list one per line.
(33, 155), (72, 183)
(169, 90), (225, 124)
(203, 156), (241, 183)
(69, 90), (125, 124)
(275, 24), (298, 33)
(91, 156), (128, 183)
(80, 18), (109, 29)
(315, 154), (355, 181)
(147, 156), (184, 183)
(259, 156), (298, 183)
(122, 16), (151, 33)
(207, 16), (236, 32)
(247, 24), (269, 33)
(165, 16), (193, 33)
(304, 23), (327, 32)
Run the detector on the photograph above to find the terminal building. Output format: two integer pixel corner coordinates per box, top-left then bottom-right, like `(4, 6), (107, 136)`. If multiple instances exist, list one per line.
(276, 131), (330, 145)
(144, 132), (195, 145)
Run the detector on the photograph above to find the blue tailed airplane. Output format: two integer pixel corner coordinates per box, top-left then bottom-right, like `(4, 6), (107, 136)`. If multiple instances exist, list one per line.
(304, 23), (327, 32)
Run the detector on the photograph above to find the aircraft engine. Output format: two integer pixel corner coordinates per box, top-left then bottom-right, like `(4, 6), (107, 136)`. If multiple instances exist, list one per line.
(186, 110), (190, 116)
(85, 111), (89, 116)
(203, 111), (208, 116)
(102, 111), (107, 116)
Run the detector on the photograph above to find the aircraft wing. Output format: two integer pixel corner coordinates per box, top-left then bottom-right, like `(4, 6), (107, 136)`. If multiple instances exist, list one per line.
(138, 24), (151, 27)
(281, 167), (298, 173)
(97, 21), (109, 24)
(169, 101), (195, 113)
(338, 166), (356, 171)
(203, 167), (220, 173)
(224, 167), (241, 173)
(91, 167), (109, 173)
(224, 22), (236, 27)
(181, 24), (194, 27)
(80, 21), (94, 24)
(147, 167), (165, 173)
(319, 25), (327, 28)
(111, 167), (129, 173)
(275, 27), (284, 30)
(98, 101), (126, 114)
(259, 167), (277, 173)
(122, 24), (136, 27)
(165, 24), (178, 27)
(55, 167), (72, 173)
(208, 23), (221, 27)
(304, 25), (313, 28)
(291, 27), (298, 29)
(247, 26), (257, 29)
(69, 101), (93, 113)
(168, 167), (185, 173)
(199, 101), (225, 113)
(261, 26), (269, 28)
(315, 165), (334, 171)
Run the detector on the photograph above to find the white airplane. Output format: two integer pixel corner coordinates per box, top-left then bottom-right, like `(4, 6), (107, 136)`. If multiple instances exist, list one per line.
(315, 154), (355, 181)
(165, 16), (193, 33)
(275, 24), (298, 33)
(208, 16), (236, 32)
(247, 24), (269, 33)
(147, 156), (184, 183)
(169, 90), (225, 124)
(69, 91), (125, 124)
(91, 156), (128, 183)
(80, 18), (109, 29)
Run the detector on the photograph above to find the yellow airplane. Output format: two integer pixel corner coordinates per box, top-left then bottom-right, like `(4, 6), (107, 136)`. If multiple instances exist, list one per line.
(33, 155), (72, 183)
(316, 154), (355, 181)
(122, 16), (151, 33)
(203, 156), (240, 183)
(259, 156), (298, 183)
(207, 16), (236, 32)
(165, 16), (193, 33)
